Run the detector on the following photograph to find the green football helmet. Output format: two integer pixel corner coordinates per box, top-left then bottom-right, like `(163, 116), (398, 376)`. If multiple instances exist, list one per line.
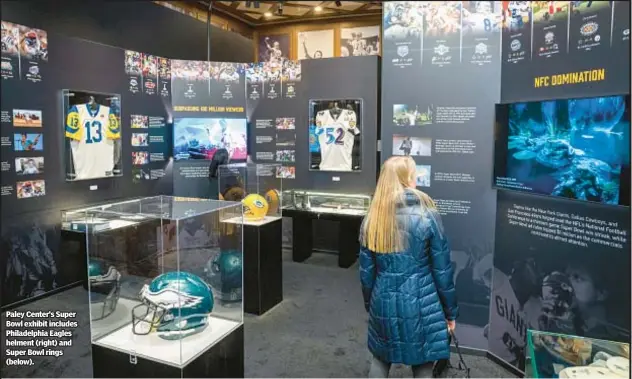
(87, 260), (121, 321)
(205, 250), (243, 303)
(132, 271), (214, 340)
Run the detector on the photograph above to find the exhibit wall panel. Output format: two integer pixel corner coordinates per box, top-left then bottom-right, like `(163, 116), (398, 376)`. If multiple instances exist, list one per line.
(1, 0), (254, 63)
(381, 1), (502, 350)
(0, 27), (173, 308)
(171, 61), (248, 199)
(298, 56), (379, 194)
(490, 191), (631, 370)
(490, 1), (631, 372)
(500, 0), (630, 102)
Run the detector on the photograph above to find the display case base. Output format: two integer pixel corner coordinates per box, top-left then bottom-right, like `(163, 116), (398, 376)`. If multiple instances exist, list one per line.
(92, 324), (244, 378)
(285, 209), (362, 268)
(242, 217), (283, 315)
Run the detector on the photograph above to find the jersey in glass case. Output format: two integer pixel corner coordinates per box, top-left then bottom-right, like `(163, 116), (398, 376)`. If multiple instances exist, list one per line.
(62, 196), (244, 372)
(281, 190), (370, 216)
(526, 329), (630, 378)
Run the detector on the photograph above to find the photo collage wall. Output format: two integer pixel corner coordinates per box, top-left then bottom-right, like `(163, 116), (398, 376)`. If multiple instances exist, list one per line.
(247, 54), (301, 181)
(123, 50), (170, 182)
(1, 21), (48, 200)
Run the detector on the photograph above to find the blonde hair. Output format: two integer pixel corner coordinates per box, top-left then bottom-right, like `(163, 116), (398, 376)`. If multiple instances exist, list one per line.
(360, 156), (437, 253)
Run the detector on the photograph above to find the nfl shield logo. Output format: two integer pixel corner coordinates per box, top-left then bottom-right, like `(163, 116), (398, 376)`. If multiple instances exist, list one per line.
(397, 45), (409, 57)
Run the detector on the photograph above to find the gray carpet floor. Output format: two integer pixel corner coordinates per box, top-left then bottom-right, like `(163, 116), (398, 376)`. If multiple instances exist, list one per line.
(2, 249), (518, 378)
(244, 250), (518, 378)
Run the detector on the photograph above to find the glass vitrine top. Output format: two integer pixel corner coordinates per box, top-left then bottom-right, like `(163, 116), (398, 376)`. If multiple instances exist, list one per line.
(65, 195), (242, 221)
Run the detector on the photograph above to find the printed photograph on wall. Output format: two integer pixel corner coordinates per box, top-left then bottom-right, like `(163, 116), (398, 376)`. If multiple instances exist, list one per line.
(393, 104), (434, 126)
(340, 26), (380, 57)
(15, 157), (44, 175)
(392, 135), (432, 157)
(501, 0), (532, 64)
(2, 21), (47, 81)
(298, 29), (334, 60)
(309, 99), (362, 172)
(258, 34), (290, 63)
(170, 59), (210, 107)
(423, 1), (462, 68)
(13, 133), (43, 152)
(62, 90), (122, 181)
(489, 190), (631, 371)
(461, 1), (501, 65)
(383, 1), (424, 61)
(416, 164), (431, 187)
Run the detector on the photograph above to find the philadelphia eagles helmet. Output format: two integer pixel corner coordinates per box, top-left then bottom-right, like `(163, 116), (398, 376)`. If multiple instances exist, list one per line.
(205, 250), (243, 302)
(132, 271), (214, 340)
(87, 260), (121, 321)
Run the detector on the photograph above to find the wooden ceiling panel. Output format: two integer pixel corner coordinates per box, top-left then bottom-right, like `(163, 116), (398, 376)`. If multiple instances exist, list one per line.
(202, 1), (382, 27)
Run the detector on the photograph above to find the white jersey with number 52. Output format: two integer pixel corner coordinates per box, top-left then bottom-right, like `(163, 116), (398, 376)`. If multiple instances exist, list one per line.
(315, 109), (359, 171)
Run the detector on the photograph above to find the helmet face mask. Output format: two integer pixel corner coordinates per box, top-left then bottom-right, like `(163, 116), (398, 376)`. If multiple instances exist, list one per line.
(131, 294), (169, 335)
(89, 264), (121, 321)
(131, 272), (214, 340)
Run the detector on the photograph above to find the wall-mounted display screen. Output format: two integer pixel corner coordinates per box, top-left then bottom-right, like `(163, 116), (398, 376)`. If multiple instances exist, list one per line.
(173, 118), (247, 161)
(308, 99), (362, 172)
(494, 95), (630, 206)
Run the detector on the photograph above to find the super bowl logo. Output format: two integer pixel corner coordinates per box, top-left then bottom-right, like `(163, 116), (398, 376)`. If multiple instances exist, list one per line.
(434, 44), (449, 56)
(510, 39), (521, 51)
(396, 45), (409, 57)
(145, 81), (156, 89)
(580, 22), (598, 37)
(130, 78), (138, 86)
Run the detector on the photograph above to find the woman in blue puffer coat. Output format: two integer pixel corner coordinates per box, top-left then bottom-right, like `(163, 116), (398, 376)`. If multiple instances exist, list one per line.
(359, 156), (459, 378)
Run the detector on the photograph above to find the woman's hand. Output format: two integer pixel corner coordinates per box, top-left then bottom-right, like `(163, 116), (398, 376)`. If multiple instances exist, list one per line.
(446, 319), (456, 332)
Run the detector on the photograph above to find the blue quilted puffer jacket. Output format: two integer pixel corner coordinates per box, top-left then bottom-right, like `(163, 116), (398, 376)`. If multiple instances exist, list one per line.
(359, 190), (459, 366)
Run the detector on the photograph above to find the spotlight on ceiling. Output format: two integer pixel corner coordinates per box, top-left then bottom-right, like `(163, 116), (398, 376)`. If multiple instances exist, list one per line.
(335, 1), (342, 6)
(254, 1), (260, 8)
(314, 5), (323, 12)
(264, 11), (272, 17)
(276, 3), (283, 15)
(245, 1), (252, 7)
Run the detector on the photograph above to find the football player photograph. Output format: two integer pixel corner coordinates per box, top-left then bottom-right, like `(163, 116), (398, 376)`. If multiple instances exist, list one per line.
(302, 40), (323, 59)
(488, 258), (542, 369)
(258, 34), (289, 64)
(359, 156), (458, 378)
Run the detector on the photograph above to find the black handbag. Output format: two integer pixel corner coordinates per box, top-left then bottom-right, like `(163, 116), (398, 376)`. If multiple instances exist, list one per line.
(433, 330), (471, 378)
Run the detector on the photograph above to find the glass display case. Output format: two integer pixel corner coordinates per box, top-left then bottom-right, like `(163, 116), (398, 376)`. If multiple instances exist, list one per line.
(63, 196), (243, 374)
(281, 189), (371, 216)
(526, 330), (630, 378)
(218, 162), (282, 223)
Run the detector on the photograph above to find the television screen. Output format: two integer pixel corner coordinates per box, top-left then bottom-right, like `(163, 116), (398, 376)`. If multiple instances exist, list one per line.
(494, 95), (630, 206)
(173, 118), (247, 161)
